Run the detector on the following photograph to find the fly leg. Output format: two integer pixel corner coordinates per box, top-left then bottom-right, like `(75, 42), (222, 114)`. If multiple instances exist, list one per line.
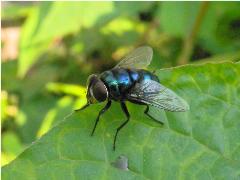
(113, 102), (130, 151)
(75, 103), (90, 112)
(144, 106), (164, 125)
(91, 100), (112, 136)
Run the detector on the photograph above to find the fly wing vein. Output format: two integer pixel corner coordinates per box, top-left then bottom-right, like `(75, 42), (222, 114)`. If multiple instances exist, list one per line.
(114, 46), (153, 69)
(128, 80), (189, 112)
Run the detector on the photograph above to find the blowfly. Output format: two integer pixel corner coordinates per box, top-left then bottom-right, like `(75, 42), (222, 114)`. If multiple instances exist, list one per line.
(76, 46), (189, 150)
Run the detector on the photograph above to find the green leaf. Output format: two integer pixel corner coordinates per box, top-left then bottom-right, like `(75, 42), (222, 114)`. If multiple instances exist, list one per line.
(158, 2), (201, 37)
(18, 1), (114, 77)
(36, 95), (87, 138)
(158, 2), (240, 54)
(46, 82), (86, 98)
(1, 91), (8, 122)
(114, 2), (155, 16)
(199, 2), (240, 54)
(31, 2), (113, 44)
(1, 131), (24, 166)
(1, 3), (34, 20)
(3, 62), (240, 179)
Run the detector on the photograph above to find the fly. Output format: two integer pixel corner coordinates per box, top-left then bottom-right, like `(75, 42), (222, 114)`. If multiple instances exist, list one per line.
(75, 46), (189, 150)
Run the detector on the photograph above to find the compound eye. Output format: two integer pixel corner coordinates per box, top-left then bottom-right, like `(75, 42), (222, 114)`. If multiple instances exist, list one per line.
(92, 81), (108, 102)
(87, 74), (97, 87)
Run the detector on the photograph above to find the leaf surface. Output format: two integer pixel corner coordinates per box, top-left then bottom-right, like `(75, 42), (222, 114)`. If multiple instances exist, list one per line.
(3, 62), (240, 180)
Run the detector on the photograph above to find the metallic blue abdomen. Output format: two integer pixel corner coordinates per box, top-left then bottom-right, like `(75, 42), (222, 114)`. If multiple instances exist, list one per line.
(100, 68), (159, 100)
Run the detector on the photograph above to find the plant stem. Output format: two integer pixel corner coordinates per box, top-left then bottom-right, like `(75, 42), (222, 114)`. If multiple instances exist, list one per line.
(177, 2), (210, 65)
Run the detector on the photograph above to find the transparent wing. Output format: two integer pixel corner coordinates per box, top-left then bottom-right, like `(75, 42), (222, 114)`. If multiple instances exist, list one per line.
(114, 46), (153, 69)
(127, 80), (189, 112)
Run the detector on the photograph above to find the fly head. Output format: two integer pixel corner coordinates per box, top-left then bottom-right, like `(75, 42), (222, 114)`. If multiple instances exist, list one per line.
(87, 74), (108, 104)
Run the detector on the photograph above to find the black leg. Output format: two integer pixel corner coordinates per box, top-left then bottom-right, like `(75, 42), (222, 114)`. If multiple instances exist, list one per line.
(91, 100), (112, 136)
(75, 103), (90, 112)
(113, 102), (130, 151)
(144, 106), (164, 125)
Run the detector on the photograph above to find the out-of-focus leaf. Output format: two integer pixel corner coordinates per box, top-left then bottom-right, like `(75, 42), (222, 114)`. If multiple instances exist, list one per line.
(1, 90), (18, 124)
(2, 60), (58, 99)
(1, 132), (23, 166)
(2, 61), (21, 92)
(2, 59), (61, 143)
(101, 17), (144, 36)
(1, 91), (9, 121)
(1, 2), (35, 20)
(46, 82), (86, 97)
(18, 1), (114, 77)
(2, 57), (87, 145)
(17, 96), (57, 144)
(194, 51), (240, 64)
(37, 96), (75, 138)
(2, 132), (23, 156)
(3, 62), (240, 179)
(158, 2), (201, 37)
(18, 5), (51, 78)
(38, 83), (87, 137)
(114, 2), (155, 16)
(158, 2), (240, 54)
(31, 2), (113, 44)
(199, 2), (240, 53)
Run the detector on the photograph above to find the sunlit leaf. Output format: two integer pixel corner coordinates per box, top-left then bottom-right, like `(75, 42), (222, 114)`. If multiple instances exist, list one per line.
(101, 17), (145, 36)
(18, 1), (114, 77)
(37, 95), (87, 138)
(1, 132), (23, 166)
(46, 82), (86, 98)
(1, 91), (8, 121)
(18, 5), (51, 77)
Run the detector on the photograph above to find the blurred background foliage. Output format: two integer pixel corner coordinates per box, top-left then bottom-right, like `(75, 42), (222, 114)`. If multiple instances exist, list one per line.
(1, 1), (240, 166)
